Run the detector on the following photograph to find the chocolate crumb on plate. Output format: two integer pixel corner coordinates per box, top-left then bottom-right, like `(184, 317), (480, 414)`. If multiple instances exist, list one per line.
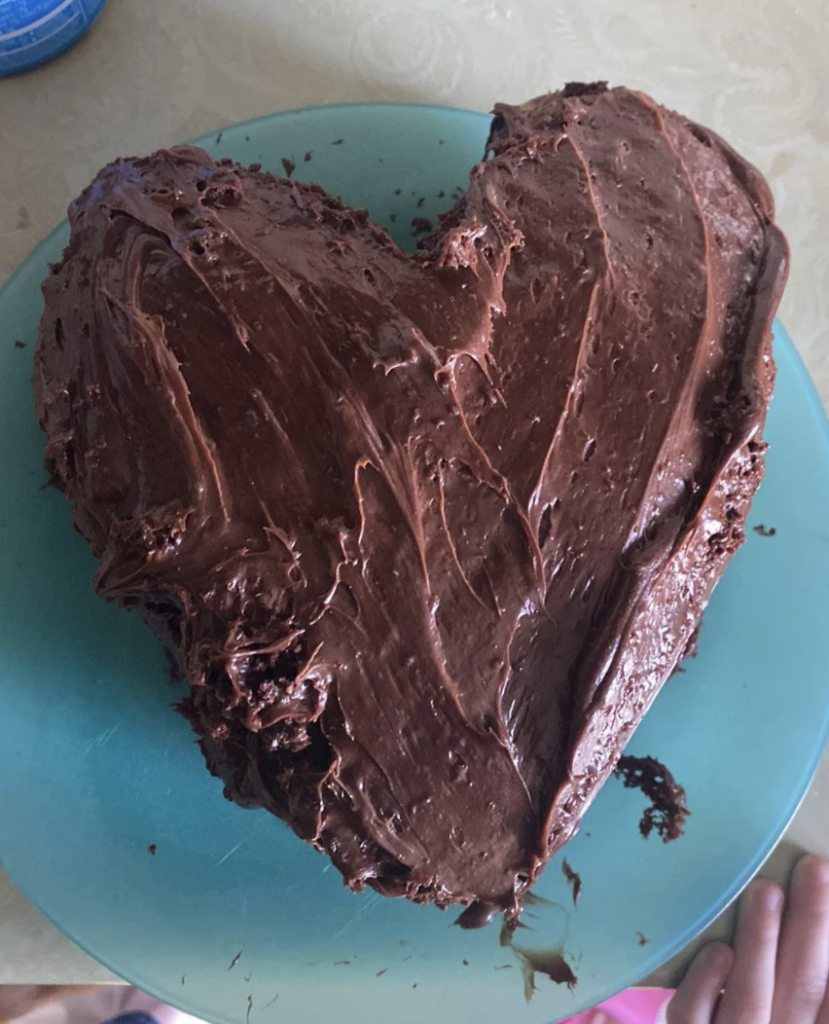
(561, 858), (582, 905)
(516, 947), (578, 999)
(410, 215), (433, 236)
(614, 755), (690, 842)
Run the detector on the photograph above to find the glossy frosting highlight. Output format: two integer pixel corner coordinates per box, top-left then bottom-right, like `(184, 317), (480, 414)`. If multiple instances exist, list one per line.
(34, 84), (788, 915)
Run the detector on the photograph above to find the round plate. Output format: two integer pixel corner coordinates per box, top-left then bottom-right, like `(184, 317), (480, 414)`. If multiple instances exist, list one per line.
(2, 104), (829, 1024)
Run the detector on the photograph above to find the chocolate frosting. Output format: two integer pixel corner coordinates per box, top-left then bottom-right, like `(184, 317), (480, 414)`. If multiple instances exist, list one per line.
(34, 84), (788, 915)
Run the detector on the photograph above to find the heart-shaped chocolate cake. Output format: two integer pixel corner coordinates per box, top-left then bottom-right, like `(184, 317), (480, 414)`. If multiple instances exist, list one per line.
(34, 83), (788, 918)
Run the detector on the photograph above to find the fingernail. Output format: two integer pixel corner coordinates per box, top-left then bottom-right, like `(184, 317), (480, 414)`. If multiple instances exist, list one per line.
(751, 879), (783, 911)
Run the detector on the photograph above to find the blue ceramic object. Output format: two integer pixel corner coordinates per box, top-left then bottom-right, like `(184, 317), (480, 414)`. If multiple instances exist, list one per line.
(1, 104), (829, 1024)
(0, 0), (108, 76)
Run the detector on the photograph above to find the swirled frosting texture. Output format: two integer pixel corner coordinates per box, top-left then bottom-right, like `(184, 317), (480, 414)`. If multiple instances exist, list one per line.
(34, 84), (788, 914)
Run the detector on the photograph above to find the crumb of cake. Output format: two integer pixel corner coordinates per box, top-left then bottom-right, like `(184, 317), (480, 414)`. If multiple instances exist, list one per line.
(561, 858), (582, 905)
(614, 755), (690, 842)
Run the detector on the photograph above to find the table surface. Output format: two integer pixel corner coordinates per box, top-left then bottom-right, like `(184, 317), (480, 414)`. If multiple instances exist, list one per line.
(1, 0), (828, 989)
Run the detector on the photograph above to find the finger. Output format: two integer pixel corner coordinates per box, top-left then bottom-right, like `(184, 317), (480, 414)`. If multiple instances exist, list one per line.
(772, 856), (829, 1024)
(667, 942), (734, 1024)
(716, 878), (783, 1024)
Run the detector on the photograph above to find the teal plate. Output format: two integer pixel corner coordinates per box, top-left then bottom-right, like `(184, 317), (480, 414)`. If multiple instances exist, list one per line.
(2, 104), (829, 1024)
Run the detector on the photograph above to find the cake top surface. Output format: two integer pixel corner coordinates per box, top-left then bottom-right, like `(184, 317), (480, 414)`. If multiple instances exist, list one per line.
(35, 83), (787, 913)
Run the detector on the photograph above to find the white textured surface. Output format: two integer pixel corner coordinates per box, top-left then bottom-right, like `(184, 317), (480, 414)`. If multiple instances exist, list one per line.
(0, 0), (827, 985)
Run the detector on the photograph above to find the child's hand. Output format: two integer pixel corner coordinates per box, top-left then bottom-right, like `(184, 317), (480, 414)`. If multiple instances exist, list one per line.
(668, 856), (829, 1024)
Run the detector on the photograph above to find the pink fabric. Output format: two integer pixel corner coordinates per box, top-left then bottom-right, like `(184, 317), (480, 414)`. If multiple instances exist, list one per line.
(561, 988), (674, 1024)
(8, 983), (675, 1024)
